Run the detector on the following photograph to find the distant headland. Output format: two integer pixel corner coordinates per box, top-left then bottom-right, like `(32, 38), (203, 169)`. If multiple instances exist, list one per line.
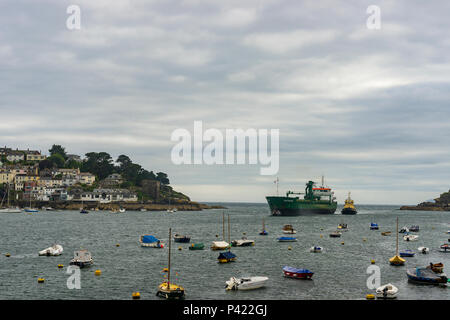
(0, 144), (226, 211)
(400, 189), (450, 211)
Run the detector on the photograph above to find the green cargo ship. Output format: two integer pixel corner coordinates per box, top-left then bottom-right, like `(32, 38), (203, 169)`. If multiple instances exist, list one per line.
(266, 180), (337, 216)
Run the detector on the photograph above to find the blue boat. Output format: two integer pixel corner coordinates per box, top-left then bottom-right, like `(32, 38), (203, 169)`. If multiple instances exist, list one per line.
(174, 234), (190, 243)
(282, 266), (314, 279)
(370, 223), (379, 230)
(277, 237), (297, 242)
(406, 267), (448, 284)
(25, 208), (38, 213)
(259, 219), (268, 235)
(400, 249), (415, 257)
(218, 251), (236, 263)
(139, 235), (163, 248)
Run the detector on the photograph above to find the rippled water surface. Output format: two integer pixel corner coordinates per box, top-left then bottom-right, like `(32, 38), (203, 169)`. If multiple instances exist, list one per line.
(0, 203), (449, 300)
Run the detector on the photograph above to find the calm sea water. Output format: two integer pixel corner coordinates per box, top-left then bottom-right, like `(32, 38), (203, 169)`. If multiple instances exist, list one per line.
(0, 203), (449, 300)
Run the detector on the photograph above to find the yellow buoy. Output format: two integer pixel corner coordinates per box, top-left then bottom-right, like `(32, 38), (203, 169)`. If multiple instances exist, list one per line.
(371, 260), (375, 264)
(366, 294), (375, 300)
(288, 246), (292, 250)
(95, 269), (101, 276)
(178, 247), (182, 251)
(38, 278), (45, 283)
(320, 234), (323, 238)
(5, 253), (11, 257)
(162, 267), (169, 272)
(363, 238), (367, 242)
(341, 242), (345, 245)
(57, 264), (64, 268)
(116, 244), (120, 247)
(132, 292), (141, 299)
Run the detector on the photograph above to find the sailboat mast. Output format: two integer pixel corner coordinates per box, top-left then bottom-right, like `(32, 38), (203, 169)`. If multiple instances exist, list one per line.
(222, 212), (225, 241)
(262, 218), (265, 230)
(6, 183), (10, 207)
(396, 217), (399, 255)
(228, 214), (231, 251)
(168, 227), (172, 287)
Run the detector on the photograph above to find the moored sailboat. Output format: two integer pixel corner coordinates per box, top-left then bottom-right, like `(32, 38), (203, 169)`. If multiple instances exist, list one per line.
(0, 184), (21, 213)
(218, 214), (236, 263)
(389, 217), (405, 266)
(211, 212), (230, 250)
(156, 228), (185, 299)
(259, 218), (268, 235)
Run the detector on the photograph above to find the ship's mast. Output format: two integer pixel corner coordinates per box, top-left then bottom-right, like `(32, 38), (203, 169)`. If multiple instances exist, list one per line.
(222, 212), (225, 241)
(275, 177), (279, 196)
(167, 227), (172, 288)
(228, 214), (231, 251)
(396, 217), (399, 256)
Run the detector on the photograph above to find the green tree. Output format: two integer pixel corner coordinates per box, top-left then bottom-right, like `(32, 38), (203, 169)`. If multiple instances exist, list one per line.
(81, 152), (114, 180)
(48, 153), (65, 168)
(65, 159), (81, 169)
(49, 145), (67, 160)
(156, 172), (170, 185)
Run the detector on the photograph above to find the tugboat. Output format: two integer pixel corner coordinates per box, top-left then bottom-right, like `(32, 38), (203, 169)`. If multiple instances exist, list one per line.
(282, 224), (296, 234)
(341, 192), (357, 215)
(266, 177), (337, 216)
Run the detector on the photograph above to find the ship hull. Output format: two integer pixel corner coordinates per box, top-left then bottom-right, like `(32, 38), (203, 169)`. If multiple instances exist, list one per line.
(266, 196), (337, 216)
(341, 207), (357, 215)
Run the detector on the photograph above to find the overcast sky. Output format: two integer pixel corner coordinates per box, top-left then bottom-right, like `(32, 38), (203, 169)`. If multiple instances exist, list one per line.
(1, 0), (450, 204)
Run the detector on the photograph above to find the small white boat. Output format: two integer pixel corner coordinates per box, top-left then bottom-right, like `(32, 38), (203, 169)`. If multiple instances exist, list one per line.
(225, 276), (268, 291)
(403, 234), (419, 241)
(376, 283), (398, 299)
(282, 224), (296, 234)
(439, 243), (450, 252)
(211, 241), (229, 250)
(140, 208), (147, 212)
(418, 247), (429, 254)
(119, 208), (126, 213)
(69, 249), (93, 268)
(231, 237), (255, 247)
(0, 207), (22, 213)
(399, 226), (409, 233)
(39, 244), (63, 256)
(310, 246), (323, 253)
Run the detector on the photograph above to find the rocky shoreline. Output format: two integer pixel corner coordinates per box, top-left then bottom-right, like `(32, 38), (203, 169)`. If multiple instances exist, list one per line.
(400, 189), (450, 211)
(13, 200), (227, 211)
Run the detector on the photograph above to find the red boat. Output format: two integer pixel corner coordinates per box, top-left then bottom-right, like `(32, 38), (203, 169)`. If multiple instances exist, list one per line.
(282, 266), (314, 279)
